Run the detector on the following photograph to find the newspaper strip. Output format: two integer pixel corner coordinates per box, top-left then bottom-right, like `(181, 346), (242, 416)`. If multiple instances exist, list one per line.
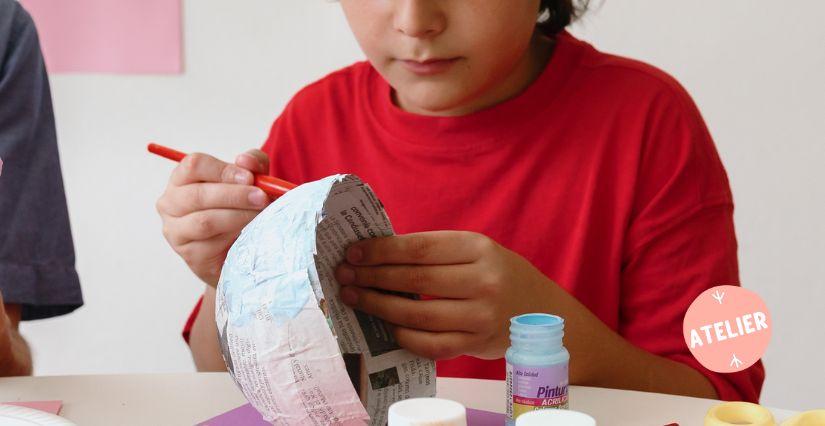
(216, 175), (436, 425)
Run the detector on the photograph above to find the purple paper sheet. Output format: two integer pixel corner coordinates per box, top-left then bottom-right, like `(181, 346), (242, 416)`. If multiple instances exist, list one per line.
(198, 404), (505, 425)
(467, 407), (506, 425)
(196, 403), (268, 426)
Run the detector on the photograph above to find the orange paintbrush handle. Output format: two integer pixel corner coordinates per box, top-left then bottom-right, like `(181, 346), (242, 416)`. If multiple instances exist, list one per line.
(147, 143), (186, 162)
(147, 142), (297, 197)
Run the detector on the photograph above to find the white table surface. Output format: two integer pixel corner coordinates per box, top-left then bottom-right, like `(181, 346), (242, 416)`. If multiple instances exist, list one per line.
(0, 373), (797, 425)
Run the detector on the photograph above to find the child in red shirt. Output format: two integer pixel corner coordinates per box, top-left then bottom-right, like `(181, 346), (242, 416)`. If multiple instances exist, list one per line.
(159, 0), (764, 402)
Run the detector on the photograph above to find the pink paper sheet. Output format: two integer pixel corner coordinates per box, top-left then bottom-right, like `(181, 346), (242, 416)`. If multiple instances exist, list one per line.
(2, 400), (62, 415)
(19, 0), (182, 74)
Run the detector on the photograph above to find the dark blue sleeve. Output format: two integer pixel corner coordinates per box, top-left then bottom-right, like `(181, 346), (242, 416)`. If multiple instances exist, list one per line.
(0, 0), (83, 320)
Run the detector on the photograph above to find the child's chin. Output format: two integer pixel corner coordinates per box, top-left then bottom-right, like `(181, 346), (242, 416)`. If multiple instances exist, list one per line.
(397, 85), (474, 116)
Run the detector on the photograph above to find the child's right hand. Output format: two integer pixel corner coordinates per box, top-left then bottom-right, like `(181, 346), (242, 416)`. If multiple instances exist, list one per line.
(156, 150), (272, 286)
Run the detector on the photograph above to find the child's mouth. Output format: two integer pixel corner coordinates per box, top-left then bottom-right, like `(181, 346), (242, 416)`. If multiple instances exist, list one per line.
(399, 57), (460, 76)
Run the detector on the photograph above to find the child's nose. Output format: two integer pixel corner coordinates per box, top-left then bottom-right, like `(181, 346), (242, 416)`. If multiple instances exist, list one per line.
(393, 0), (446, 39)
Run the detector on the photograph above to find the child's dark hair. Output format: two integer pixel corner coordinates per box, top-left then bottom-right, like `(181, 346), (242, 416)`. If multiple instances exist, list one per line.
(538, 0), (589, 35)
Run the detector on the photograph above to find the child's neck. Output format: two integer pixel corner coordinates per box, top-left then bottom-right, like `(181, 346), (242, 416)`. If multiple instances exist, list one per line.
(396, 32), (555, 117)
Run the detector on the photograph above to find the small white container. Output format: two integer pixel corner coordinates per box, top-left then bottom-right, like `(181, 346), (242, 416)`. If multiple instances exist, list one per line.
(388, 398), (467, 426)
(515, 409), (596, 426)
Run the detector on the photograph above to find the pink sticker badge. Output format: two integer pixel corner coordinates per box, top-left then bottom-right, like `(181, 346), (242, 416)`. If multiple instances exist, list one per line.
(683, 285), (771, 373)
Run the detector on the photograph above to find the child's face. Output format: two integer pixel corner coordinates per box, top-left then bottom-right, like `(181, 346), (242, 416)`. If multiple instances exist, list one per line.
(340, 0), (542, 116)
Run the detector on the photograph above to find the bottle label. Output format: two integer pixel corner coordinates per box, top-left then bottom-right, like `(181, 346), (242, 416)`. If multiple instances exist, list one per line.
(506, 362), (569, 420)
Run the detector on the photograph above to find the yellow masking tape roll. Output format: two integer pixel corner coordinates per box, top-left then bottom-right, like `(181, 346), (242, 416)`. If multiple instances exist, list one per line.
(705, 401), (776, 426)
(780, 409), (825, 426)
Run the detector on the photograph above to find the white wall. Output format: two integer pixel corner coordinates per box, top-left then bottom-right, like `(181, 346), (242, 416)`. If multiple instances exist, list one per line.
(19, 0), (824, 411)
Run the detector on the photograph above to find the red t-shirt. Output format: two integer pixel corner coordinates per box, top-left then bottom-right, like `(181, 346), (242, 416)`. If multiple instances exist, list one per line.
(185, 31), (764, 401)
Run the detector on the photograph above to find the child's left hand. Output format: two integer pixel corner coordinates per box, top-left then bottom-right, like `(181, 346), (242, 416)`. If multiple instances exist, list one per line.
(335, 231), (561, 360)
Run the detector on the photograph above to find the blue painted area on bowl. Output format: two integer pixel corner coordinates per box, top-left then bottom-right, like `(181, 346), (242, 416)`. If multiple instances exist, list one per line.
(218, 175), (344, 328)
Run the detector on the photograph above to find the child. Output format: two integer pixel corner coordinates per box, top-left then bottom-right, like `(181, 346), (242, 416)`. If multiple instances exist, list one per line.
(156, 0), (764, 401)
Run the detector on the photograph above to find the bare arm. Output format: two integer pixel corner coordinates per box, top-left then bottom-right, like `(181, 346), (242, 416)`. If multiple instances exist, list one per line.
(542, 282), (717, 398)
(155, 150), (272, 370)
(155, 150), (272, 371)
(0, 295), (32, 376)
(188, 286), (227, 372)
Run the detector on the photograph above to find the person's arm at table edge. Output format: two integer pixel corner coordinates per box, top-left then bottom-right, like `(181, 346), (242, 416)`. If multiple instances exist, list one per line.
(544, 283), (718, 399)
(188, 286), (228, 372)
(0, 302), (33, 376)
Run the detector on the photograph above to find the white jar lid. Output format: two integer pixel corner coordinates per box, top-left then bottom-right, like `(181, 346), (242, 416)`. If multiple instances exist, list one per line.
(516, 409), (596, 426)
(388, 398), (467, 426)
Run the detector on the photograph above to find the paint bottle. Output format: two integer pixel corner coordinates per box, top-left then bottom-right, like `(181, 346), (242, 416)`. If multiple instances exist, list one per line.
(506, 313), (569, 426)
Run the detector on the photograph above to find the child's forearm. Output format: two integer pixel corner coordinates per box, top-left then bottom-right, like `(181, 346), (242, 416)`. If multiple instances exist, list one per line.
(188, 287), (228, 372)
(543, 284), (718, 399)
(594, 335), (719, 399)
